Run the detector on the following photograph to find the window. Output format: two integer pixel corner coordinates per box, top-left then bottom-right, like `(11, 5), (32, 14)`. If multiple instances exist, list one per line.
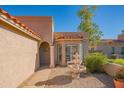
(121, 47), (124, 54)
(91, 48), (94, 52)
(112, 47), (115, 54)
(65, 44), (79, 62)
(65, 43), (83, 64)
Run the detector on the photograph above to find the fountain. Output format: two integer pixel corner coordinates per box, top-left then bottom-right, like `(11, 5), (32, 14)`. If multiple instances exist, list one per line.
(67, 52), (86, 79)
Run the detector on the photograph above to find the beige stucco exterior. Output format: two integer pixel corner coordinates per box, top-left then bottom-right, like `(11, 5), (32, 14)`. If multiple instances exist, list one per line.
(54, 32), (89, 66)
(96, 43), (124, 58)
(95, 42), (124, 58)
(103, 63), (124, 77)
(0, 9), (89, 87)
(16, 16), (55, 68)
(94, 31), (124, 58)
(0, 20), (40, 87)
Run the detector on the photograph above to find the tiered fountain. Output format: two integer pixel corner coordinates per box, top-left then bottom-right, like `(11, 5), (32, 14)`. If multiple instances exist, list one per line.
(67, 52), (86, 79)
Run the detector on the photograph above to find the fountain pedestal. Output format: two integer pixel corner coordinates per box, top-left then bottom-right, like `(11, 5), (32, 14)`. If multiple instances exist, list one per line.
(67, 53), (86, 79)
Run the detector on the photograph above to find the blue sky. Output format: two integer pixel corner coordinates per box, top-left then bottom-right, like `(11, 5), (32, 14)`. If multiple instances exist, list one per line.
(1, 5), (124, 39)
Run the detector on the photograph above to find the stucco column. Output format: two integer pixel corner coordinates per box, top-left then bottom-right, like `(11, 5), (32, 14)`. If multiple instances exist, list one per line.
(49, 45), (55, 68)
(61, 43), (66, 66)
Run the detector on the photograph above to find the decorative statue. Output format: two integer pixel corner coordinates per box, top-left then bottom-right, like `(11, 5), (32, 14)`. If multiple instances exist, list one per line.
(67, 52), (86, 79)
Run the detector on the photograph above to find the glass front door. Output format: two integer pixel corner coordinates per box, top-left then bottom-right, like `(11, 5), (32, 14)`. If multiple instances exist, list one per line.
(65, 44), (79, 62)
(56, 43), (83, 65)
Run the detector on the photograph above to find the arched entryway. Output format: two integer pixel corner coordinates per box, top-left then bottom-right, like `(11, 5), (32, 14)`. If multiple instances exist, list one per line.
(39, 42), (50, 67)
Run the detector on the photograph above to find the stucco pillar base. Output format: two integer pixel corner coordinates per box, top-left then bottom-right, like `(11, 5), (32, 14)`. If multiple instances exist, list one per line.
(49, 64), (55, 68)
(61, 63), (67, 67)
(50, 45), (55, 68)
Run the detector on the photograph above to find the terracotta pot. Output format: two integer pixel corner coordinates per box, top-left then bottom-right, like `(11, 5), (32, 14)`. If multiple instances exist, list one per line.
(114, 79), (124, 88)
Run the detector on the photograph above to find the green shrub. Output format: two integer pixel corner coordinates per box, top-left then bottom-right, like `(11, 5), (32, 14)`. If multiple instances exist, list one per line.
(109, 59), (124, 65)
(84, 53), (108, 73)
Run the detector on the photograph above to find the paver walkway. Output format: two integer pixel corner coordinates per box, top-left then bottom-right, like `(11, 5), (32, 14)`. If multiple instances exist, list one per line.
(20, 66), (114, 88)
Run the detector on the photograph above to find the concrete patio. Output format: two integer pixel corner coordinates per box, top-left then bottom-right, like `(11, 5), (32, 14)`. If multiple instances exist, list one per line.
(20, 67), (115, 88)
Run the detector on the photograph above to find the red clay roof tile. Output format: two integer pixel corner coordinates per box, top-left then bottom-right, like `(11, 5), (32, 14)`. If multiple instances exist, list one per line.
(0, 8), (41, 38)
(54, 32), (87, 40)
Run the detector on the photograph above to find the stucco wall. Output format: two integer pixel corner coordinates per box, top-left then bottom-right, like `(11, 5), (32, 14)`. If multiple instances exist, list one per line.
(96, 44), (124, 58)
(103, 63), (124, 77)
(0, 25), (39, 87)
(96, 44), (113, 56)
(16, 16), (53, 45)
(83, 40), (89, 60)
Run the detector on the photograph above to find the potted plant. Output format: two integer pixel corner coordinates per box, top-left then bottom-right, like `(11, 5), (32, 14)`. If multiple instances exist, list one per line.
(114, 68), (124, 88)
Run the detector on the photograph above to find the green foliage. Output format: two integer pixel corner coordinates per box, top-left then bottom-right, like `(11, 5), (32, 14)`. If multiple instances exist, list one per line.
(84, 53), (108, 73)
(109, 59), (124, 65)
(78, 6), (103, 45)
(115, 68), (124, 80)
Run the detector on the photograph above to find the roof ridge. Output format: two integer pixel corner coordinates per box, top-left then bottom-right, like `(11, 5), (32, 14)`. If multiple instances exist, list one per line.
(15, 16), (52, 17)
(54, 32), (85, 33)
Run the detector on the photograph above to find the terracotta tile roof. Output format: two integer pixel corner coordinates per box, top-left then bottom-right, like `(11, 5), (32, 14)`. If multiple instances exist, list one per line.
(0, 8), (41, 39)
(15, 16), (53, 44)
(54, 32), (87, 40)
(97, 39), (124, 45)
(101, 39), (124, 43)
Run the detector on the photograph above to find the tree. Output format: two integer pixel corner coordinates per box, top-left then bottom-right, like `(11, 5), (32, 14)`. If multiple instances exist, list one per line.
(78, 5), (103, 47)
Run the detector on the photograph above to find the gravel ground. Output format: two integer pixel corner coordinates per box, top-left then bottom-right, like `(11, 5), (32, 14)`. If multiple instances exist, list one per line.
(36, 67), (114, 88)
(22, 67), (114, 88)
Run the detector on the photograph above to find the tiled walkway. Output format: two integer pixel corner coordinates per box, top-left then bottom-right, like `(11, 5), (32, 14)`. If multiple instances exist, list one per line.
(20, 67), (115, 88)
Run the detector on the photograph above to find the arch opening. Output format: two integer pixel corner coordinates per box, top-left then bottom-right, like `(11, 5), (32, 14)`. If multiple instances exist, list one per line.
(39, 42), (50, 67)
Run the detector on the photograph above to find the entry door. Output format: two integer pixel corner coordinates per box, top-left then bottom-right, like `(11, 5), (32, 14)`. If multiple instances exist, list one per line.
(66, 44), (79, 62)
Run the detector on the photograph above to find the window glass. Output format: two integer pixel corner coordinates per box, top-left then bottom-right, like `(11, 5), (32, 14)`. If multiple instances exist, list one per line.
(121, 47), (124, 54)
(112, 47), (115, 54)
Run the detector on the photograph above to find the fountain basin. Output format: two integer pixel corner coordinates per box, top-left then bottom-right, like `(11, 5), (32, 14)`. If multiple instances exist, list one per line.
(68, 63), (86, 78)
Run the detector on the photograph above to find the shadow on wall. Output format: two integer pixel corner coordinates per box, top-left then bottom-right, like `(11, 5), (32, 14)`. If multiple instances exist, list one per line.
(35, 53), (39, 71)
(39, 42), (50, 67)
(35, 75), (73, 86)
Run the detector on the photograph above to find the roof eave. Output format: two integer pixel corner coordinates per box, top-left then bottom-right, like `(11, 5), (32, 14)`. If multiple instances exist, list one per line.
(0, 12), (42, 41)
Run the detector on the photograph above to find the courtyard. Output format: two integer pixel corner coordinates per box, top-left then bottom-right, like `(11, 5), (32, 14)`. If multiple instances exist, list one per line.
(20, 67), (114, 88)
(1, 6), (124, 88)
